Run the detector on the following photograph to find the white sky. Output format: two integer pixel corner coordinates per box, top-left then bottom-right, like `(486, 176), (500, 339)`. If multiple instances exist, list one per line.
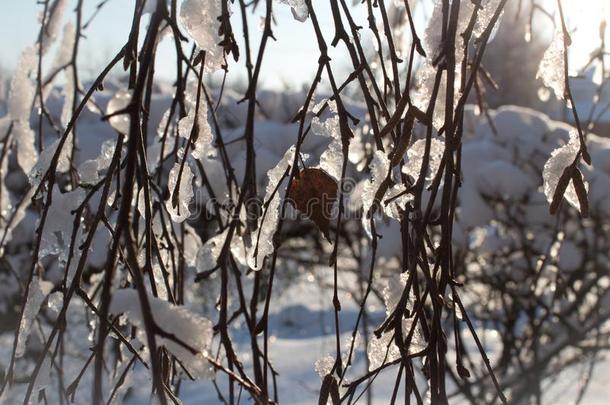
(0, 1), (608, 89)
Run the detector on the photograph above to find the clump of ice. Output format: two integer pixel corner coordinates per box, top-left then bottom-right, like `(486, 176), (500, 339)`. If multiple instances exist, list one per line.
(537, 28), (566, 100)
(542, 130), (588, 213)
(312, 101), (342, 181)
(107, 89), (132, 135)
(361, 150), (390, 238)
(402, 138), (444, 183)
(314, 355), (334, 378)
(179, 0), (225, 71)
(367, 273), (424, 370)
(178, 82), (216, 161)
(16, 276), (54, 357)
(248, 146), (295, 270)
(278, 0), (309, 22)
(166, 162), (195, 223)
(28, 134), (72, 187)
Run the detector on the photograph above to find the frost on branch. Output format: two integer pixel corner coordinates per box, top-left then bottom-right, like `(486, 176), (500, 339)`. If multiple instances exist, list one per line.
(278, 0), (309, 22)
(16, 276), (54, 358)
(179, 0), (225, 71)
(8, 47), (37, 122)
(40, 0), (69, 53)
(109, 289), (214, 379)
(53, 22), (75, 70)
(166, 162), (195, 223)
(8, 47), (38, 174)
(56, 22), (77, 128)
(248, 146), (295, 270)
(195, 227), (248, 272)
(537, 28), (566, 100)
(543, 130), (588, 214)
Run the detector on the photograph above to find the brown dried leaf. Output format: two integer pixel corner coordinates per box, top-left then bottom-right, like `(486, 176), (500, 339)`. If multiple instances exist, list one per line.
(572, 169), (589, 218)
(288, 168), (338, 242)
(549, 166), (573, 215)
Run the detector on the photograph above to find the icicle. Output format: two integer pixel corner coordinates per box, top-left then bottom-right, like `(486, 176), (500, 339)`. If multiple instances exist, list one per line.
(13, 122), (38, 175)
(183, 224), (202, 267)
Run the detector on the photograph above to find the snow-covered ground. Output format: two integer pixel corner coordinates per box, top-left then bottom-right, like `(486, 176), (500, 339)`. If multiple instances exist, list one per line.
(120, 271), (610, 405)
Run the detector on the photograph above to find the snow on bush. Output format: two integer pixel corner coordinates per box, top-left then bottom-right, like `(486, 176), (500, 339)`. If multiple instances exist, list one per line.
(1, 1), (609, 404)
(109, 289), (214, 379)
